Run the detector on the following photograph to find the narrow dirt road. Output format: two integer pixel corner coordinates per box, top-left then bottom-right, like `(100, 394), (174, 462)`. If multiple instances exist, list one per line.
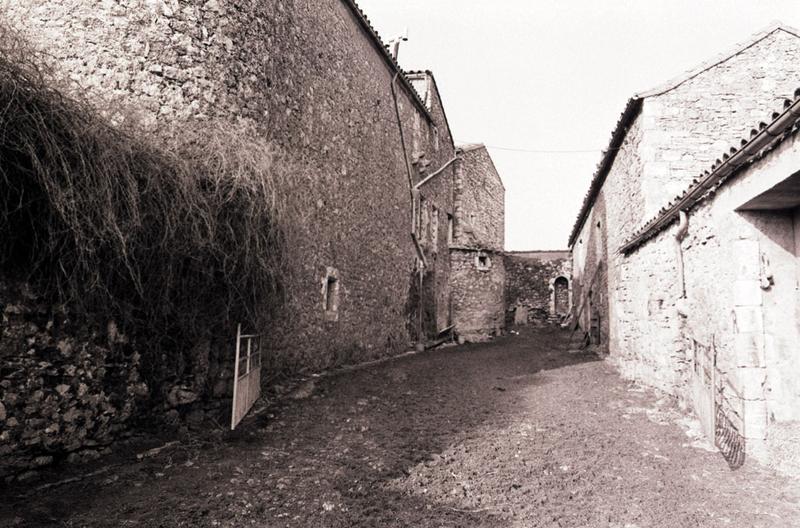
(3, 327), (800, 527)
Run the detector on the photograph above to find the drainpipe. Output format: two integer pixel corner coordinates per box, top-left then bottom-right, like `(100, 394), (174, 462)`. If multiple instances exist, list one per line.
(415, 155), (460, 189)
(391, 72), (426, 344)
(675, 211), (689, 317)
(390, 73), (416, 207)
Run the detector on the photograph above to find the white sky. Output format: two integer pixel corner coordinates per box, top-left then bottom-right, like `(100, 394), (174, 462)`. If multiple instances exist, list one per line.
(356, 0), (800, 250)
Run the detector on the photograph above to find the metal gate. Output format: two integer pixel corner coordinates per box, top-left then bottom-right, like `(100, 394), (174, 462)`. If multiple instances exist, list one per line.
(715, 371), (746, 469)
(689, 338), (716, 440)
(230, 324), (262, 430)
(689, 337), (746, 469)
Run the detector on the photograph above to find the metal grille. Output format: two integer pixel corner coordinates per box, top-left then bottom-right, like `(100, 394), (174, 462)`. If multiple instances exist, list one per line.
(714, 377), (746, 469)
(231, 324), (263, 430)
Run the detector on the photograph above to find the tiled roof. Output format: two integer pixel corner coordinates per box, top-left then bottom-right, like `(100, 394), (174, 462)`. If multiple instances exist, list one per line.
(341, 0), (433, 122)
(619, 87), (800, 254)
(567, 22), (800, 247)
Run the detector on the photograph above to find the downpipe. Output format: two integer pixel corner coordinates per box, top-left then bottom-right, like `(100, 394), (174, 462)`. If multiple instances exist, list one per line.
(675, 210), (689, 317)
(391, 72), (425, 344)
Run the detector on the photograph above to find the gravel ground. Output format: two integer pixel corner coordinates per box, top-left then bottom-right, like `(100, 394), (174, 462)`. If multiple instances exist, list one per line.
(3, 326), (800, 527)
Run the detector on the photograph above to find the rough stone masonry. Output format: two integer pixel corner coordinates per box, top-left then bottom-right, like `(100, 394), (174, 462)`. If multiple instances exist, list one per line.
(0, 0), (464, 479)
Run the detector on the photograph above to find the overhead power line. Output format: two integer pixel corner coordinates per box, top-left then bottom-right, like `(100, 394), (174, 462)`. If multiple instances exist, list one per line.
(487, 146), (602, 153)
(456, 141), (622, 154)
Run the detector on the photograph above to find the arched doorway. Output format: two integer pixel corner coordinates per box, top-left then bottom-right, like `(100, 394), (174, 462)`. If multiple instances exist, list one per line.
(553, 276), (569, 315)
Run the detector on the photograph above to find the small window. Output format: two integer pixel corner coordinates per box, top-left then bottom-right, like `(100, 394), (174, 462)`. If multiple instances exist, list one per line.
(447, 214), (454, 246)
(475, 253), (492, 271)
(431, 206), (439, 254)
(325, 276), (337, 311)
(322, 267), (340, 321)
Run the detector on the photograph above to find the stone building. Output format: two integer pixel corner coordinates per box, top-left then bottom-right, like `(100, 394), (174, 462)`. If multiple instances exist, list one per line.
(504, 250), (572, 326)
(570, 23), (800, 356)
(450, 144), (506, 341)
(619, 88), (800, 475)
(1, 0), (459, 477)
(569, 23), (800, 472)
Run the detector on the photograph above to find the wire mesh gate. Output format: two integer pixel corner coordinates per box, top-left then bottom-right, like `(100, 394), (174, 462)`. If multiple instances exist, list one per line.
(230, 324), (262, 430)
(689, 337), (746, 469)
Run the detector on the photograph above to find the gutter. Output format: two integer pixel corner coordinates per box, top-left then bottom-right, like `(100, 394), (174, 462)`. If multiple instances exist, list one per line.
(619, 92), (800, 255)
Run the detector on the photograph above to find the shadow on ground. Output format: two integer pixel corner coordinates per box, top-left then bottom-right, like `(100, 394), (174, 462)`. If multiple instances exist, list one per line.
(1, 327), (596, 527)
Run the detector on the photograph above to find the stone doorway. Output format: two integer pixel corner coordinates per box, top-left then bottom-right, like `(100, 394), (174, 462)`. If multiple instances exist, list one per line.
(553, 276), (569, 315)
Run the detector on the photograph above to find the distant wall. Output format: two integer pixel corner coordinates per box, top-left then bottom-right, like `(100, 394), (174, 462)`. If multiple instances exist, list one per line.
(505, 253), (572, 326)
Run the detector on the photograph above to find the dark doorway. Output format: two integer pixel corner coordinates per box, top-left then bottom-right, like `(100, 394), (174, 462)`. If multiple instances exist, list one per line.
(554, 276), (569, 315)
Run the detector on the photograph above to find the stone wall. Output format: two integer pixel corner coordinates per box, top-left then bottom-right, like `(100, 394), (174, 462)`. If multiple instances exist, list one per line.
(1, 0), (457, 476)
(572, 27), (800, 367)
(625, 128), (800, 475)
(4, 0), (457, 368)
(449, 144), (505, 339)
(0, 281), (148, 481)
(610, 29), (800, 391)
(411, 72), (456, 336)
(505, 252), (571, 326)
(450, 249), (505, 341)
(639, 29), (800, 220)
(572, 26), (800, 473)
(453, 145), (505, 251)
(571, 184), (612, 351)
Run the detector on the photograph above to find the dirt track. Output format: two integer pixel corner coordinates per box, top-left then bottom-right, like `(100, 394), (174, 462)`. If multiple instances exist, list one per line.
(3, 327), (800, 527)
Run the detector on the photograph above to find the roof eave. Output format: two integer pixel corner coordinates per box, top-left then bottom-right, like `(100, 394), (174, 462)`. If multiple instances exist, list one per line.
(567, 97), (643, 247)
(340, 0), (433, 123)
(620, 90), (800, 254)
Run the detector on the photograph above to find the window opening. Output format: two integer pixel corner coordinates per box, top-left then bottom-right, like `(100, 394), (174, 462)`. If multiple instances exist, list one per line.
(476, 253), (492, 271)
(322, 267), (340, 321)
(325, 276), (337, 312)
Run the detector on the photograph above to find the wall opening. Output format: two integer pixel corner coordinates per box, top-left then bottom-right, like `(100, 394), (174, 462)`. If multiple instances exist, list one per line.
(554, 276), (569, 314)
(476, 253), (491, 271)
(447, 213), (454, 246)
(325, 277), (337, 311)
(322, 267), (340, 321)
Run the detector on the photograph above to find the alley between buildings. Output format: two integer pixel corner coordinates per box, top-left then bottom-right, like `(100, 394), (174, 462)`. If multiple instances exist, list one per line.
(2, 327), (799, 528)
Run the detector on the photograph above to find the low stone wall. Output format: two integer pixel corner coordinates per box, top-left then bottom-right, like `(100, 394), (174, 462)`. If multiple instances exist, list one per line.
(0, 280), (148, 482)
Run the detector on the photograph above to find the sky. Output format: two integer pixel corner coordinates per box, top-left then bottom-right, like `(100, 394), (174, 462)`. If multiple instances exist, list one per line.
(355, 0), (800, 250)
